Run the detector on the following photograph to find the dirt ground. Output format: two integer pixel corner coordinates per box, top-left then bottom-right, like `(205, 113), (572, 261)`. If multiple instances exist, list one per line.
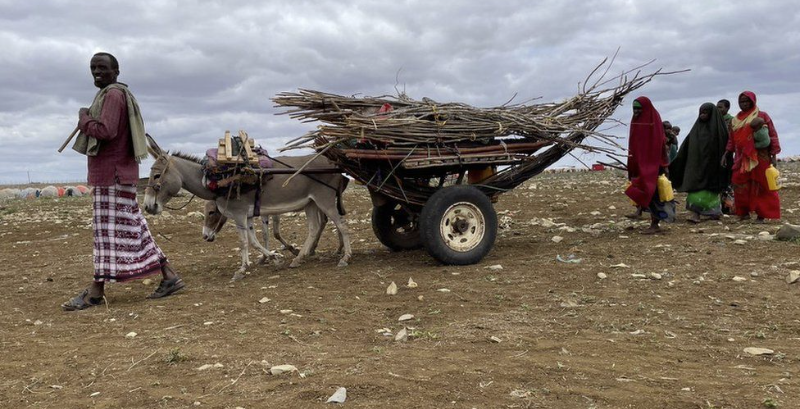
(1, 163), (799, 409)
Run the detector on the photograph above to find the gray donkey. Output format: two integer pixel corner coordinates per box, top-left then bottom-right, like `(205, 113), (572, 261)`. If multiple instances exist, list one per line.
(143, 136), (351, 280)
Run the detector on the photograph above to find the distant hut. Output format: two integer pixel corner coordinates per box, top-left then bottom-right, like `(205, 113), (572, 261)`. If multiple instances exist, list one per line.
(18, 188), (37, 199)
(39, 186), (59, 198)
(0, 188), (20, 200)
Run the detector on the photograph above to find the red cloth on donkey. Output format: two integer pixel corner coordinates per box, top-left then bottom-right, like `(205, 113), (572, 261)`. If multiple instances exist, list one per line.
(626, 96), (668, 207)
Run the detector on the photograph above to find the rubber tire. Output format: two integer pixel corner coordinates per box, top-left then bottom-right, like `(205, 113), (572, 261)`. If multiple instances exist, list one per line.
(419, 185), (497, 265)
(372, 203), (423, 251)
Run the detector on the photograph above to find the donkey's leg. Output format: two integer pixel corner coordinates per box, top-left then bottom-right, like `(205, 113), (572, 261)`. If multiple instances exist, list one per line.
(289, 205), (325, 268)
(272, 215), (299, 255)
(231, 216), (252, 281)
(249, 216), (281, 265)
(306, 206), (328, 256)
(315, 201), (352, 267)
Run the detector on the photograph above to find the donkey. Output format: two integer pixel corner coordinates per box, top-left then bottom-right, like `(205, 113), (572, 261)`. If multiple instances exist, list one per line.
(203, 195), (347, 255)
(143, 136), (352, 280)
(203, 202), (297, 254)
(203, 199), (346, 257)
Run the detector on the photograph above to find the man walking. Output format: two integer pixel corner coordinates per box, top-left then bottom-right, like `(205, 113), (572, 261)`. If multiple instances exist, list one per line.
(62, 52), (184, 310)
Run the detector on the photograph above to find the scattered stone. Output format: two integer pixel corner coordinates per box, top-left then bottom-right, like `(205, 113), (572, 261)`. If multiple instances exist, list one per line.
(326, 387), (347, 404)
(50, 385), (63, 390)
(417, 295), (424, 301)
(551, 236), (564, 243)
(487, 264), (503, 271)
(125, 332), (137, 339)
(556, 254), (582, 263)
(733, 239), (747, 245)
(786, 271), (800, 284)
(437, 288), (451, 293)
(197, 363), (224, 371)
(732, 276), (747, 282)
(750, 272), (759, 277)
(90, 392), (100, 397)
(597, 272), (607, 279)
(489, 336), (502, 343)
(758, 231), (772, 241)
(142, 278), (154, 286)
(608, 205), (616, 210)
(258, 297), (271, 304)
(280, 310), (293, 314)
(743, 347), (774, 356)
(270, 364), (298, 375)
(649, 272), (662, 280)
(407, 278), (418, 288)
(727, 338), (735, 342)
(386, 281), (398, 295)
(203, 321), (214, 325)
(629, 329), (645, 335)
(611, 263), (630, 269)
(394, 327), (408, 342)
(398, 314), (414, 322)
(33, 320), (43, 326)
(631, 274), (647, 279)
(775, 223), (800, 241)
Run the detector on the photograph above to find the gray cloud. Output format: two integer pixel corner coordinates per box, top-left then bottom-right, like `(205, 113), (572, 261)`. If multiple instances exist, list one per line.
(0, 0), (798, 184)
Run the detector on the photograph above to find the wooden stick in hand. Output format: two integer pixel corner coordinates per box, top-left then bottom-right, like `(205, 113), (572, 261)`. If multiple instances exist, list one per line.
(58, 126), (80, 153)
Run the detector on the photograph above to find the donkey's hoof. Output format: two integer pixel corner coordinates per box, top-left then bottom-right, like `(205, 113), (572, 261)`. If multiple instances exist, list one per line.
(289, 259), (302, 268)
(337, 260), (349, 268)
(231, 272), (246, 282)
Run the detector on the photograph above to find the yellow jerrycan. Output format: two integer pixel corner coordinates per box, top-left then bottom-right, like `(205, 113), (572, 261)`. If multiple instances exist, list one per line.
(657, 175), (674, 202)
(766, 165), (781, 191)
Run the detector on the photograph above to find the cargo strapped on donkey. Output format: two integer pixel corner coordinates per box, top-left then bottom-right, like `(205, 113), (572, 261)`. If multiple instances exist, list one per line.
(201, 130), (273, 206)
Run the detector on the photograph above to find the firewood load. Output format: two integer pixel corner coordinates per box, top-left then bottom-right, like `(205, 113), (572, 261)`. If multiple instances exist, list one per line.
(273, 59), (680, 206)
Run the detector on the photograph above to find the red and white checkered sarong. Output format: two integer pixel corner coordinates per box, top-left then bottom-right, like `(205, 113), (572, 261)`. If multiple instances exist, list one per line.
(93, 184), (165, 282)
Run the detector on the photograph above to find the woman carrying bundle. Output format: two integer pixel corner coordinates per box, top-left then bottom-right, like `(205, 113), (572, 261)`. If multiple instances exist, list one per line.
(625, 97), (675, 234)
(721, 91), (781, 222)
(669, 103), (730, 223)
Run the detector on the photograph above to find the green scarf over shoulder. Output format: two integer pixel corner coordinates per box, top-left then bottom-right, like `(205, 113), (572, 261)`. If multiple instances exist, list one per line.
(72, 82), (148, 163)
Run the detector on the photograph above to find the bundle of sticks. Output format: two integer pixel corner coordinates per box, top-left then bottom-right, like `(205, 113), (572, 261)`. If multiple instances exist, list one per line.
(272, 57), (682, 206)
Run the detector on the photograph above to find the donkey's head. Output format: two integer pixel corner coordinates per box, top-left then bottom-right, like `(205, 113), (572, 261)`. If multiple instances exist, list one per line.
(143, 135), (182, 215)
(202, 200), (228, 242)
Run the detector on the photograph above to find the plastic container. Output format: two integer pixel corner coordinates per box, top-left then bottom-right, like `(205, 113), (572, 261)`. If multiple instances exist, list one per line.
(766, 165), (780, 191)
(657, 175), (674, 202)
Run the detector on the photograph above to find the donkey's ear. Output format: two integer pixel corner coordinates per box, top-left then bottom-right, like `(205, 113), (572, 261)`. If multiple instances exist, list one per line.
(146, 133), (162, 158)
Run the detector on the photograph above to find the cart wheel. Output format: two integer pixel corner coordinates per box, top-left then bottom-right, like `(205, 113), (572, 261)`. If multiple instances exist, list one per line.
(419, 185), (497, 265)
(372, 203), (422, 251)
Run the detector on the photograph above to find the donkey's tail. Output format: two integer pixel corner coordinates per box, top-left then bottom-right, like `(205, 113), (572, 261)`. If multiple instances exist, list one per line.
(336, 177), (349, 216)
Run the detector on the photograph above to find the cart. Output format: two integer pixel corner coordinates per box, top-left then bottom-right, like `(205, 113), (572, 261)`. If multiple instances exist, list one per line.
(272, 62), (669, 265)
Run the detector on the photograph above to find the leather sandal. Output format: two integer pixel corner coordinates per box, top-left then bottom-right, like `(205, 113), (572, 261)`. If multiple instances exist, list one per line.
(62, 289), (104, 311)
(147, 277), (185, 299)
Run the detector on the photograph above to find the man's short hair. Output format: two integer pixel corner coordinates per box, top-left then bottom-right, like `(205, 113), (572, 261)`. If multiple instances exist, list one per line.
(717, 99), (730, 109)
(93, 52), (119, 70)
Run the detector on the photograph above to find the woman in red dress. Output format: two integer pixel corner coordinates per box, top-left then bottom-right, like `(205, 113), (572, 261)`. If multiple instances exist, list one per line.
(722, 91), (781, 222)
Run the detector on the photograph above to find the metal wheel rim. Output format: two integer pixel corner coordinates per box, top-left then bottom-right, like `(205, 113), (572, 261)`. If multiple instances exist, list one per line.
(390, 207), (416, 234)
(439, 201), (485, 252)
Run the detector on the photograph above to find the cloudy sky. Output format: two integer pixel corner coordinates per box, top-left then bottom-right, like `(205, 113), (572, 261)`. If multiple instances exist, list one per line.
(1, 0), (797, 184)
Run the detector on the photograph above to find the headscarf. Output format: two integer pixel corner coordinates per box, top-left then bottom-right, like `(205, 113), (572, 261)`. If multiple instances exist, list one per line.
(730, 91), (759, 173)
(626, 96), (667, 207)
(668, 102), (730, 192)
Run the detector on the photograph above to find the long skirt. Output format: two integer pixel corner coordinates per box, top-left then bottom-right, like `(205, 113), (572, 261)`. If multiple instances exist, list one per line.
(93, 183), (166, 283)
(731, 153), (780, 219)
(686, 190), (722, 217)
(645, 191), (676, 222)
